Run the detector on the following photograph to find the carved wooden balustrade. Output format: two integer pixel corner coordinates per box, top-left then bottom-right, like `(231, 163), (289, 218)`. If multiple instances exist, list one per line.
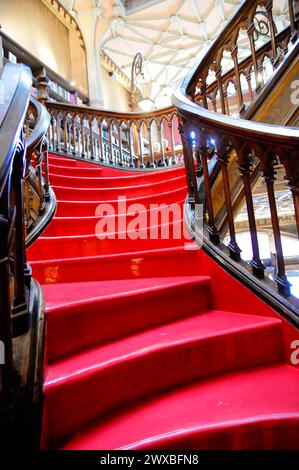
(43, 2), (297, 171)
(0, 63), (51, 410)
(24, 96), (53, 244)
(190, 0), (298, 117)
(173, 0), (299, 320)
(45, 102), (184, 169)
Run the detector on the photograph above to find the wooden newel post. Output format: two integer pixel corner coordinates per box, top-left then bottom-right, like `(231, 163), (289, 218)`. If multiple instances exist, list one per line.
(37, 69), (49, 105)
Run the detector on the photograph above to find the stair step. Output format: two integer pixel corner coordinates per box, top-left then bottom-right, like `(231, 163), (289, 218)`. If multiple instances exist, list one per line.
(60, 364), (299, 450)
(43, 276), (212, 363)
(44, 311), (283, 446)
(54, 186), (187, 217)
(27, 218), (188, 260)
(51, 175), (186, 200)
(48, 155), (102, 169)
(30, 246), (200, 284)
(42, 200), (186, 237)
(49, 166), (185, 188)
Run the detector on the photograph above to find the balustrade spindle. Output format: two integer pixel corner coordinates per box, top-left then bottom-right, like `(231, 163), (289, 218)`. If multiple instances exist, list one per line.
(56, 113), (61, 152)
(89, 118), (95, 160)
(50, 114), (55, 151)
(179, 126), (197, 208)
(236, 149), (265, 278)
(138, 126), (145, 168)
(98, 120), (104, 162)
(246, 72), (254, 101)
(231, 46), (245, 113)
(72, 119), (77, 156)
(67, 119), (72, 155)
(212, 96), (217, 113)
(263, 164), (291, 296)
(170, 120), (177, 165)
(80, 117), (85, 158)
(118, 124), (124, 166)
(216, 142), (241, 259)
(248, 26), (260, 90)
(199, 142), (220, 243)
(147, 125), (156, 168)
(216, 69), (227, 115)
(62, 114), (68, 154)
(109, 122), (114, 165)
(128, 127), (135, 168)
(158, 122), (166, 167)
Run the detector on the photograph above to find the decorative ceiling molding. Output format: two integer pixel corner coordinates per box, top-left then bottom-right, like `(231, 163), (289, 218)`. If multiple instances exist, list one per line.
(45, 0), (290, 108)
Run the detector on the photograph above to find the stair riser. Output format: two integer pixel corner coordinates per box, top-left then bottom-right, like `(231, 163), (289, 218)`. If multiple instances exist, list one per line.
(49, 169), (185, 188)
(46, 279), (212, 363)
(46, 322), (282, 446)
(44, 203), (186, 236)
(54, 188), (187, 217)
(31, 249), (199, 284)
(28, 221), (189, 260)
(52, 179), (186, 201)
(48, 157), (101, 169)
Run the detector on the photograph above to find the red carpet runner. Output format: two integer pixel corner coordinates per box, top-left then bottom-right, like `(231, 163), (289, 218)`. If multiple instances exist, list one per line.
(27, 155), (299, 450)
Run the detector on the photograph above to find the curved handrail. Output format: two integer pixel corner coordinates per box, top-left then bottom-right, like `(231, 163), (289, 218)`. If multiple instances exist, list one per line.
(173, 0), (299, 316)
(0, 63), (32, 404)
(24, 95), (54, 243)
(0, 63), (32, 188)
(26, 96), (51, 154)
(45, 100), (183, 169)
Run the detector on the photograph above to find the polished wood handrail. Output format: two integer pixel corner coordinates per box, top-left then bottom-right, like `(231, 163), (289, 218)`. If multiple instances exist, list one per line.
(0, 63), (32, 406)
(24, 96), (53, 241)
(0, 64), (52, 412)
(45, 100), (183, 169)
(173, 0), (299, 318)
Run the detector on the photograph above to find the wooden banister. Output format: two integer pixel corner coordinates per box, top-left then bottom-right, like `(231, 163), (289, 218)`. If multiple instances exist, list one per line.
(173, 0), (299, 321)
(0, 63), (52, 415)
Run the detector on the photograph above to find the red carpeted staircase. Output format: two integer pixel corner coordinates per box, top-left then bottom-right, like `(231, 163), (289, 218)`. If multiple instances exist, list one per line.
(27, 155), (299, 450)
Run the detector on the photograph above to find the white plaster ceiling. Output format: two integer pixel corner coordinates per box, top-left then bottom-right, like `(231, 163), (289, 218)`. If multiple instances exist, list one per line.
(60, 0), (291, 109)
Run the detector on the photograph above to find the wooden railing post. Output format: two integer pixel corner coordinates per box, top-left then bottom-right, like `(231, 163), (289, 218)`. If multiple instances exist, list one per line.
(137, 125), (145, 168)
(37, 69), (49, 105)
(259, 150), (292, 296)
(198, 134), (220, 244)
(217, 138), (241, 260)
(234, 142), (265, 278)
(231, 45), (245, 113)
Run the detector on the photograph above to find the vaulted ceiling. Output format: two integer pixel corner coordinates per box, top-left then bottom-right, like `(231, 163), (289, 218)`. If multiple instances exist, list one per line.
(59, 0), (290, 109)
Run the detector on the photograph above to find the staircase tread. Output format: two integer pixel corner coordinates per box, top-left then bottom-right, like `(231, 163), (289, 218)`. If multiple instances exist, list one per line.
(53, 186), (186, 205)
(45, 310), (281, 387)
(61, 364), (299, 450)
(30, 245), (198, 266)
(42, 276), (210, 312)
